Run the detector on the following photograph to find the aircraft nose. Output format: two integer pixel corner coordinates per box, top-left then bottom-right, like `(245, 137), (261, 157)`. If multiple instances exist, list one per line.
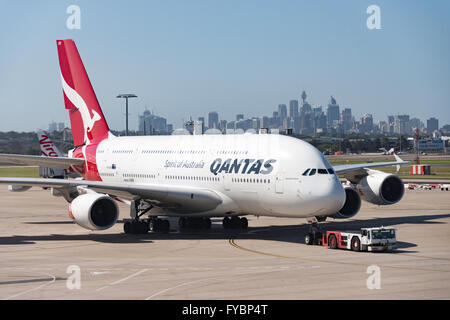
(315, 178), (346, 213)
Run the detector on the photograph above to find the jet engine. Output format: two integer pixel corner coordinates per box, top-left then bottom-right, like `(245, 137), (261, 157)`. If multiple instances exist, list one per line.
(331, 185), (361, 219)
(69, 193), (119, 230)
(357, 170), (404, 205)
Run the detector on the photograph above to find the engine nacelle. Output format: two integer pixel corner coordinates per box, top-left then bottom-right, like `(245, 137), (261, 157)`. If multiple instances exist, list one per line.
(331, 186), (361, 219)
(69, 193), (119, 230)
(357, 170), (404, 205)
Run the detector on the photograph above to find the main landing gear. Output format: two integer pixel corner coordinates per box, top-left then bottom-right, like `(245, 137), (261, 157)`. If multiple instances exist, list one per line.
(178, 217), (212, 230)
(123, 200), (170, 234)
(223, 216), (248, 230)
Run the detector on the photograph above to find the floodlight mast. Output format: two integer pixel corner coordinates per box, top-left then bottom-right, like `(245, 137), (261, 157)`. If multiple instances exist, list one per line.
(116, 94), (137, 136)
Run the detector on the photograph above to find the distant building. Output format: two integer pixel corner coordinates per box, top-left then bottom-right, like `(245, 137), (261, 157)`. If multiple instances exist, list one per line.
(418, 138), (444, 151)
(326, 96), (340, 128)
(427, 117), (439, 133)
(341, 108), (352, 132)
(208, 111), (219, 129)
(236, 114), (244, 121)
(193, 121), (204, 135)
(394, 115), (410, 135)
(289, 100), (299, 118)
(409, 118), (422, 132)
(387, 115), (395, 134)
(219, 119), (227, 131)
(260, 116), (270, 129)
(278, 104), (287, 120)
(139, 110), (169, 134)
(48, 121), (57, 133)
(360, 114), (373, 134)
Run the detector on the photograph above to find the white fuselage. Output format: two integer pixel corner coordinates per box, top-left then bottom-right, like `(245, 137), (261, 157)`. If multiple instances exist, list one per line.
(95, 134), (346, 218)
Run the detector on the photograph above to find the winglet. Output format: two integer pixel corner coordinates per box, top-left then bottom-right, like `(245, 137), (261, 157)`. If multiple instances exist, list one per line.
(394, 153), (404, 172)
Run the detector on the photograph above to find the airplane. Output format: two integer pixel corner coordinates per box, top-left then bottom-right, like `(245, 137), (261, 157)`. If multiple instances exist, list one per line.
(37, 130), (76, 178)
(379, 147), (395, 155)
(379, 147), (405, 156)
(0, 39), (409, 243)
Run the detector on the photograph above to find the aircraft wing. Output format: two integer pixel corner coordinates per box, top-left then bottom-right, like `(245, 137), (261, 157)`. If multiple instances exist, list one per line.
(333, 160), (409, 174)
(332, 155), (409, 183)
(0, 154), (84, 169)
(0, 177), (223, 213)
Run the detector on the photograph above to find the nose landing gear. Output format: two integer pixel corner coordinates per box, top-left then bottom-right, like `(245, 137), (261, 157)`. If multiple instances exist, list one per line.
(304, 219), (324, 245)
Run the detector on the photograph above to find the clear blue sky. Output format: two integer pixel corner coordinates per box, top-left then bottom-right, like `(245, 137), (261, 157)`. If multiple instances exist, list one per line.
(0, 0), (449, 131)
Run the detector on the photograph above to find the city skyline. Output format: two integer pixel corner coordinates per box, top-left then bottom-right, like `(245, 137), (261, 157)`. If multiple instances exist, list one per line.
(41, 90), (448, 135)
(1, 1), (449, 132)
(40, 92), (448, 136)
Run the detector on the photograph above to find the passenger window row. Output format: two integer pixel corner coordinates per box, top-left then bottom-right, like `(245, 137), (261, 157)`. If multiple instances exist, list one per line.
(232, 178), (270, 184)
(302, 168), (335, 176)
(124, 173), (156, 179)
(165, 175), (220, 182)
(142, 150), (206, 154)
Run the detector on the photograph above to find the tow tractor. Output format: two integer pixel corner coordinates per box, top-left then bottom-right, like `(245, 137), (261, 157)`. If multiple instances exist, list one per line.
(305, 226), (397, 252)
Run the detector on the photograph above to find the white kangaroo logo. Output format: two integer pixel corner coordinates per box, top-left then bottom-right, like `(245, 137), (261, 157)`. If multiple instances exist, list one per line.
(61, 74), (101, 144)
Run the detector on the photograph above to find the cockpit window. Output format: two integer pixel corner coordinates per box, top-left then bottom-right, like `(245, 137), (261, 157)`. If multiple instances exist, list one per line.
(302, 169), (310, 176)
(327, 168), (335, 174)
(318, 169), (328, 174)
(309, 169), (316, 176)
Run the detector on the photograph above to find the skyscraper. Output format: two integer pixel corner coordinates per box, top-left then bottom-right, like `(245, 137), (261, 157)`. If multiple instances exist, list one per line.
(289, 100), (299, 118)
(427, 117), (439, 133)
(278, 104), (287, 120)
(326, 96), (340, 128)
(360, 114), (373, 134)
(394, 115), (410, 135)
(139, 110), (168, 134)
(341, 108), (352, 132)
(208, 111), (219, 129)
(387, 115), (395, 134)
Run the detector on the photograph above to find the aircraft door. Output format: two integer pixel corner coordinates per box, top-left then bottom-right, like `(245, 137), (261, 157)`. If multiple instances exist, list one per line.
(275, 173), (284, 194)
(222, 173), (231, 191)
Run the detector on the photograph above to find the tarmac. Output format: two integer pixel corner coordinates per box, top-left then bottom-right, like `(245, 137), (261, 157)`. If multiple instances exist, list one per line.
(0, 187), (449, 300)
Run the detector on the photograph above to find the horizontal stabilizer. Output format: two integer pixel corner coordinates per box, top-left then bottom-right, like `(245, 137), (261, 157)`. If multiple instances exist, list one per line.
(0, 154), (84, 169)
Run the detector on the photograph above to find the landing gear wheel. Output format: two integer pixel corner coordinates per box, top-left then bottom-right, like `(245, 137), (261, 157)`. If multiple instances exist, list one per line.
(351, 237), (361, 252)
(161, 219), (170, 232)
(328, 234), (338, 249)
(223, 217), (231, 229)
(223, 217), (248, 230)
(202, 217), (212, 229)
(305, 233), (313, 245)
(124, 221), (131, 234)
(179, 217), (187, 230)
(124, 220), (149, 234)
(230, 217), (241, 229)
(149, 218), (170, 233)
(240, 217), (248, 229)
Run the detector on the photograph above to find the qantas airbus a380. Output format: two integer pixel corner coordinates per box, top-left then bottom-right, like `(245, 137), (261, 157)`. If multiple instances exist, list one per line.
(0, 40), (408, 240)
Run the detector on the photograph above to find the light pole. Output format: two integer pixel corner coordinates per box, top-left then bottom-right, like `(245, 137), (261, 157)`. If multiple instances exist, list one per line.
(116, 94), (137, 136)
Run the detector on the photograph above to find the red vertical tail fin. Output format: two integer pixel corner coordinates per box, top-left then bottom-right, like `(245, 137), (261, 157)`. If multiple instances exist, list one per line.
(57, 39), (110, 146)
